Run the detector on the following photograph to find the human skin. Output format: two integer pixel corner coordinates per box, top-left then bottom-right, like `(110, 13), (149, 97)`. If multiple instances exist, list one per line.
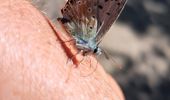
(0, 0), (124, 100)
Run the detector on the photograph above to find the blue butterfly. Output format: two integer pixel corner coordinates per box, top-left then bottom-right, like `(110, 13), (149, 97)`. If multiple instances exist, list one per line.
(58, 0), (127, 57)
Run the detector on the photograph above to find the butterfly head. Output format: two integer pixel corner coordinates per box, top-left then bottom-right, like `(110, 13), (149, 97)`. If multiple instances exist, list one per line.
(93, 46), (102, 55)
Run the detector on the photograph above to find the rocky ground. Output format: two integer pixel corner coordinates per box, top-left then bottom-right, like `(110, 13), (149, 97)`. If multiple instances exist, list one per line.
(32, 0), (170, 100)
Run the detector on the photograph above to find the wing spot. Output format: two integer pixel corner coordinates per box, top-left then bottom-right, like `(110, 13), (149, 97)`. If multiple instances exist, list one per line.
(77, 0), (82, 5)
(99, 22), (102, 26)
(88, 8), (92, 13)
(90, 26), (93, 29)
(65, 5), (69, 8)
(106, 12), (111, 16)
(82, 1), (86, 4)
(117, 2), (121, 5)
(69, 0), (73, 4)
(62, 8), (67, 12)
(68, 29), (72, 33)
(98, 5), (103, 9)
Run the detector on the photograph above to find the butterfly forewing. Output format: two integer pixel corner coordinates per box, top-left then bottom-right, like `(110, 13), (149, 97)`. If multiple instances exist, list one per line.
(95, 0), (127, 43)
(59, 0), (127, 43)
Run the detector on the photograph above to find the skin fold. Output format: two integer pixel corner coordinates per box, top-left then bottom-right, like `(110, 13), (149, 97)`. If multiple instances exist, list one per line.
(0, 0), (124, 100)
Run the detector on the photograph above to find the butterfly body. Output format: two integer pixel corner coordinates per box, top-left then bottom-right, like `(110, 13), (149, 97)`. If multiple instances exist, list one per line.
(74, 36), (102, 55)
(58, 0), (127, 56)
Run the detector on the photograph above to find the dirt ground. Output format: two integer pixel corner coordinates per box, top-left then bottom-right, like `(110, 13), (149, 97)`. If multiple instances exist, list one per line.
(32, 0), (170, 100)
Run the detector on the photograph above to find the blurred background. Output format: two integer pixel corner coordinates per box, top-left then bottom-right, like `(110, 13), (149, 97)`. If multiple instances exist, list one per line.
(32, 0), (170, 100)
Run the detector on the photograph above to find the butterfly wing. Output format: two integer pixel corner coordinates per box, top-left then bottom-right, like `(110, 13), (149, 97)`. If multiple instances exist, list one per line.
(58, 0), (127, 42)
(58, 0), (98, 41)
(95, 0), (127, 43)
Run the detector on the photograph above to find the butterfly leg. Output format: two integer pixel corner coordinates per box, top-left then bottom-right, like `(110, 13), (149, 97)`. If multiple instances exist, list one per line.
(60, 39), (75, 44)
(65, 50), (84, 82)
(80, 55), (99, 77)
(65, 62), (74, 82)
(66, 50), (83, 66)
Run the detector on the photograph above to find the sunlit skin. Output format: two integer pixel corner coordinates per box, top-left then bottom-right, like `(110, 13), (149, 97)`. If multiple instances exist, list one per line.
(0, 0), (124, 100)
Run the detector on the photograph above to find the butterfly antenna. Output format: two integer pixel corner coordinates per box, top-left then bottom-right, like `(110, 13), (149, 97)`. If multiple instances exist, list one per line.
(95, 22), (106, 44)
(102, 49), (122, 69)
(96, 22), (104, 36)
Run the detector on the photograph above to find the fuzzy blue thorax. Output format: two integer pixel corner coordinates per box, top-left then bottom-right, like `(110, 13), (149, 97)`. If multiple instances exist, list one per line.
(74, 37), (102, 55)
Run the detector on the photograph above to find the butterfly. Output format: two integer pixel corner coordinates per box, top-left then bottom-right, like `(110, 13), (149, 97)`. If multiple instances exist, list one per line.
(58, 0), (127, 59)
